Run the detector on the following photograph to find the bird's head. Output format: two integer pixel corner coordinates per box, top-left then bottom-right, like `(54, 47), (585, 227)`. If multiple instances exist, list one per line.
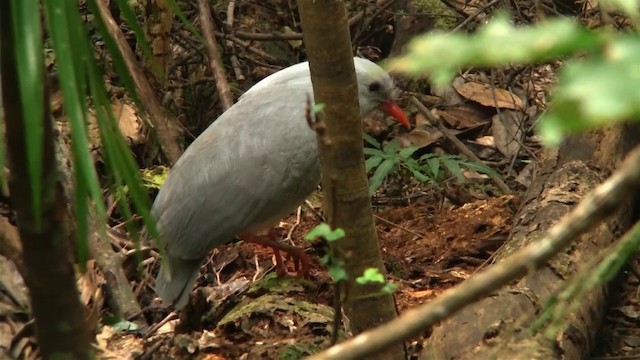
(354, 58), (410, 129)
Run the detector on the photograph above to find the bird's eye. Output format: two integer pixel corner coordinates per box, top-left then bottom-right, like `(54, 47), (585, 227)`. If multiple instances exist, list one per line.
(368, 82), (381, 92)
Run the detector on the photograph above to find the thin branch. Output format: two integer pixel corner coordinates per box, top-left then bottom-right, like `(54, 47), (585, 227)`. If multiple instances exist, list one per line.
(308, 145), (640, 360)
(95, 0), (182, 164)
(222, 30), (303, 41)
(224, 1), (244, 81)
(197, 0), (234, 111)
(215, 33), (280, 63)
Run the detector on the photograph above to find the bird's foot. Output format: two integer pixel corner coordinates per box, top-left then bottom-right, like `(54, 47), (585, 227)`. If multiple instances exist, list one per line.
(276, 246), (311, 278)
(240, 231), (311, 278)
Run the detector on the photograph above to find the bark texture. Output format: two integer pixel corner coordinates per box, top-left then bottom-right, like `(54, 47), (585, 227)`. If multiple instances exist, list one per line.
(421, 125), (640, 359)
(297, 1), (404, 359)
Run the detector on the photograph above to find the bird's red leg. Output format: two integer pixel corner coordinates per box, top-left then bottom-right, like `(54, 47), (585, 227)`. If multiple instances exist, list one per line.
(239, 229), (311, 277)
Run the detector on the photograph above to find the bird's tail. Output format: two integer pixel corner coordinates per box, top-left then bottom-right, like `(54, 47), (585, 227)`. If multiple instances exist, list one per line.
(155, 256), (203, 309)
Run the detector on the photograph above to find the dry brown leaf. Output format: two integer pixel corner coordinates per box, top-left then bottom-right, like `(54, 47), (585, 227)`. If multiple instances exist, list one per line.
(475, 136), (495, 147)
(414, 112), (430, 127)
(111, 101), (145, 146)
(396, 128), (443, 148)
(76, 260), (105, 331)
(97, 327), (144, 360)
(491, 110), (524, 158)
(436, 105), (489, 130)
(433, 77), (465, 106)
(515, 161), (536, 187)
(87, 100), (146, 152)
(453, 81), (524, 110)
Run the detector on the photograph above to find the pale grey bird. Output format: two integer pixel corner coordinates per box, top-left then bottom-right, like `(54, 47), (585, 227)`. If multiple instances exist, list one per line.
(153, 57), (409, 309)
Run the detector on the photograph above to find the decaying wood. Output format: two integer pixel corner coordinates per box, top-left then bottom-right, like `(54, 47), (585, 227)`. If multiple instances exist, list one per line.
(56, 125), (145, 328)
(422, 124), (640, 359)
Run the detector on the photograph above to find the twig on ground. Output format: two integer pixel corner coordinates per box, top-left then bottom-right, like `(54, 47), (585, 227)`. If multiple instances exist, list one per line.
(142, 311), (178, 340)
(285, 206), (303, 245)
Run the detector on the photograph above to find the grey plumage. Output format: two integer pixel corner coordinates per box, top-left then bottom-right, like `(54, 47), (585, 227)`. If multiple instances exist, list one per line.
(152, 57), (402, 309)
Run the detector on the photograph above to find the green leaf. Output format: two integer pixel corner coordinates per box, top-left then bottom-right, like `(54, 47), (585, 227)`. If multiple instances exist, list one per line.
(356, 268), (385, 284)
(399, 157), (419, 173)
(443, 158), (464, 180)
(412, 169), (432, 183)
(398, 146), (419, 159)
(363, 133), (381, 148)
(539, 36), (640, 144)
(601, 0), (640, 20)
(45, 0), (102, 264)
(382, 140), (400, 155)
(381, 282), (398, 294)
(426, 157), (441, 178)
(111, 320), (140, 332)
(304, 223), (346, 242)
(141, 166), (170, 189)
(12, 0), (44, 228)
(387, 17), (604, 87)
(328, 264), (348, 282)
(365, 156), (383, 172)
(461, 161), (501, 179)
(86, 0), (138, 105)
(369, 158), (395, 195)
(363, 147), (385, 156)
(311, 103), (326, 114)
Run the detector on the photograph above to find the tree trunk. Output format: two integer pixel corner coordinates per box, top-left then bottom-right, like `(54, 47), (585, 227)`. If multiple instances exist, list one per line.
(296, 1), (405, 359)
(421, 124), (640, 359)
(0, 3), (92, 358)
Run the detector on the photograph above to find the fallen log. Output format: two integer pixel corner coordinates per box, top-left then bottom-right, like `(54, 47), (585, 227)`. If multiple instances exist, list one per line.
(422, 124), (640, 359)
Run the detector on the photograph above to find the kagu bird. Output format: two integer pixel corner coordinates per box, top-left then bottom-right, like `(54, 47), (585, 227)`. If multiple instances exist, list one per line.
(153, 57), (409, 309)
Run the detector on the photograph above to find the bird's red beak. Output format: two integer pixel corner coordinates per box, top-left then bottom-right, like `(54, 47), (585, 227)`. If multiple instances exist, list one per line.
(381, 101), (410, 129)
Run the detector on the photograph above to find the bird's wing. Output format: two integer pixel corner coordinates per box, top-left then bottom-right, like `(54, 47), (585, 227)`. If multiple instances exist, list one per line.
(151, 83), (320, 260)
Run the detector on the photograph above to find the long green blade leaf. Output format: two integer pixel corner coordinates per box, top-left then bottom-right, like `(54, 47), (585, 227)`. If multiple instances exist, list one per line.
(86, 0), (138, 105)
(11, 0), (44, 228)
(45, 0), (106, 267)
(365, 156), (383, 173)
(369, 158), (395, 195)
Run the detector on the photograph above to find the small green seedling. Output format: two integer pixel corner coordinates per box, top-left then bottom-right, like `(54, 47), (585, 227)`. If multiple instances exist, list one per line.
(363, 134), (500, 195)
(305, 223), (347, 282)
(304, 223), (346, 242)
(356, 268), (398, 295)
